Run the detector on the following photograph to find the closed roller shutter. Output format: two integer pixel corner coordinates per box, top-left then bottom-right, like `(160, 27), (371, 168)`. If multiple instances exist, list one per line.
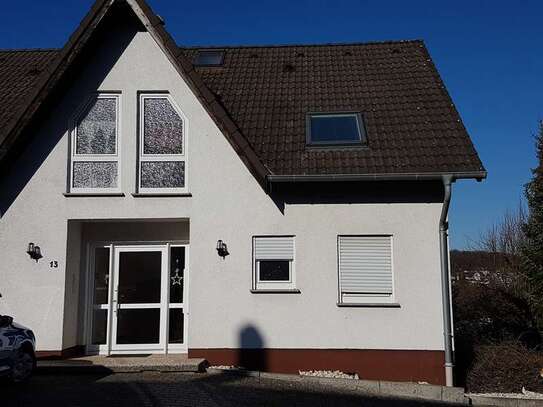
(254, 236), (294, 260)
(338, 235), (393, 295)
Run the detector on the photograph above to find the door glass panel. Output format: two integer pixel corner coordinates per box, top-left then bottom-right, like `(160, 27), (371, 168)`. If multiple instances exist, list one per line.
(93, 247), (110, 304)
(91, 247), (109, 346)
(118, 251), (161, 303)
(169, 247), (185, 303)
(92, 309), (107, 344)
(116, 309), (160, 344)
(168, 309), (184, 343)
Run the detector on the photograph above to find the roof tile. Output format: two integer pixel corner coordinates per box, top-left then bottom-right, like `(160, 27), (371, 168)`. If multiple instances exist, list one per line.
(0, 40), (485, 177)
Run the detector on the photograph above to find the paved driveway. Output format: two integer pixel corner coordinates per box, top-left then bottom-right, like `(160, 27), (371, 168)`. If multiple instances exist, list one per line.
(2, 372), (456, 406)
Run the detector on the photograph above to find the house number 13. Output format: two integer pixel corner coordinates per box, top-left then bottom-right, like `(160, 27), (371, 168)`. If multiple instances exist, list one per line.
(50, 261), (58, 268)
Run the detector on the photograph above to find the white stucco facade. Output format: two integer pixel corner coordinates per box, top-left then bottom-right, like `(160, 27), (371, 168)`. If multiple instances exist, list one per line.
(0, 21), (445, 358)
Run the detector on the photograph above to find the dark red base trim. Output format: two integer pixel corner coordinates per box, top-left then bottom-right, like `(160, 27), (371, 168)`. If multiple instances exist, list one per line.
(188, 348), (446, 385)
(36, 345), (85, 360)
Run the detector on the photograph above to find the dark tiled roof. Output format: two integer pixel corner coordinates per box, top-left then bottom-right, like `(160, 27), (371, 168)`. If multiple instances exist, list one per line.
(0, 40), (485, 178)
(182, 42), (485, 176)
(0, 49), (58, 139)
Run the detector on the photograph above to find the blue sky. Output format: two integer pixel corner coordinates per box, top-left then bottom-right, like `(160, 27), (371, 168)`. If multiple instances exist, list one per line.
(1, 1), (541, 248)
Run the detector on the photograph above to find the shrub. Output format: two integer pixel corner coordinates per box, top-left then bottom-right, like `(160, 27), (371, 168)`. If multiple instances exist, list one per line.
(451, 205), (542, 389)
(467, 342), (543, 393)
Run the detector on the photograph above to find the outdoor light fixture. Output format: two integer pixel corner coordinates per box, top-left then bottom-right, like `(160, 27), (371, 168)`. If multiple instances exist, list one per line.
(216, 240), (229, 259)
(27, 243), (42, 262)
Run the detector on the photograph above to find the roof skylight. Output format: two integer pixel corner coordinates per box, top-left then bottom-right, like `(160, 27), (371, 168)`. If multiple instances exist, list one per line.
(307, 113), (366, 146)
(194, 50), (224, 66)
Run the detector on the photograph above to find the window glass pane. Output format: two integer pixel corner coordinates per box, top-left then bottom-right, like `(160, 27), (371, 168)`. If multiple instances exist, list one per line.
(168, 309), (184, 344)
(72, 161), (117, 188)
(116, 309), (160, 344)
(259, 260), (290, 281)
(310, 115), (362, 144)
(194, 50), (224, 66)
(143, 98), (183, 155)
(118, 252), (162, 304)
(170, 247), (185, 303)
(76, 98), (116, 154)
(141, 161), (185, 188)
(91, 309), (107, 345)
(93, 247), (110, 305)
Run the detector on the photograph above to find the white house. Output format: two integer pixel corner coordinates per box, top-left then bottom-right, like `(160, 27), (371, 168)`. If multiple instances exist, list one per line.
(0, 0), (485, 385)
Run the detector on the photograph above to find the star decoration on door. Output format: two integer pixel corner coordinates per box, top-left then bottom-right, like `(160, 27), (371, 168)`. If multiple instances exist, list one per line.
(171, 269), (183, 286)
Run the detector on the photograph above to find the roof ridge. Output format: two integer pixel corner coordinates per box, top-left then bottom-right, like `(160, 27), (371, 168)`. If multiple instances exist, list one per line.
(0, 48), (59, 53)
(179, 39), (424, 50)
(0, 40), (425, 54)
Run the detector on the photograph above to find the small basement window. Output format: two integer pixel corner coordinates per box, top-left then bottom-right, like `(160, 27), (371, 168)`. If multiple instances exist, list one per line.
(307, 113), (366, 146)
(252, 236), (296, 292)
(194, 50), (224, 66)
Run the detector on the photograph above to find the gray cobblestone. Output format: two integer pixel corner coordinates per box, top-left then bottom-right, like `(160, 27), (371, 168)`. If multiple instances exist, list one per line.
(2, 372), (461, 406)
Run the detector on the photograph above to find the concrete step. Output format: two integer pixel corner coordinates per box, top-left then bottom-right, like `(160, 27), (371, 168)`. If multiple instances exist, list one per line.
(37, 355), (208, 374)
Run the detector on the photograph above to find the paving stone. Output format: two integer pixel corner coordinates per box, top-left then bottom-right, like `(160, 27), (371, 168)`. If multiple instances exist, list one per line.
(1, 371), (465, 406)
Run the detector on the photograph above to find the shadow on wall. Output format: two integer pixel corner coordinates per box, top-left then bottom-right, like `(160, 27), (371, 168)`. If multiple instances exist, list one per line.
(238, 324), (267, 371)
(269, 180), (445, 214)
(0, 4), (143, 217)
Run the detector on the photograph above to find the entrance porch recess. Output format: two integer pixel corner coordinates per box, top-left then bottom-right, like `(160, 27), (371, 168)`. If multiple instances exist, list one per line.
(84, 243), (188, 355)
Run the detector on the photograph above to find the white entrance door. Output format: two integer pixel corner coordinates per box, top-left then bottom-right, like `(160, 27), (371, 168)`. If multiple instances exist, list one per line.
(111, 245), (168, 353)
(86, 243), (188, 355)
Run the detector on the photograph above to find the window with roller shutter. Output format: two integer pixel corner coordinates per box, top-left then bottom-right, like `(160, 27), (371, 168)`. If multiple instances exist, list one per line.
(252, 236), (297, 292)
(338, 235), (394, 304)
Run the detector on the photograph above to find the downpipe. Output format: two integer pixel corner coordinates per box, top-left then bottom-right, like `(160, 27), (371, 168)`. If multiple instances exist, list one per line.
(439, 176), (454, 386)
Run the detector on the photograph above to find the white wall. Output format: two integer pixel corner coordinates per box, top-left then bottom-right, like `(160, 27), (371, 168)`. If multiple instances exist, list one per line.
(0, 19), (445, 352)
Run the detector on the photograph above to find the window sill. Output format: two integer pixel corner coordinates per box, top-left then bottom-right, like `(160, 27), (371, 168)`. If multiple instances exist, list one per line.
(131, 193), (192, 197)
(63, 192), (125, 197)
(336, 302), (401, 308)
(250, 289), (301, 294)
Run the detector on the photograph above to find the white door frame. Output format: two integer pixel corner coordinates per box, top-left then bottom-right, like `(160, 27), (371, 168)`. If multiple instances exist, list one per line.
(84, 241), (189, 355)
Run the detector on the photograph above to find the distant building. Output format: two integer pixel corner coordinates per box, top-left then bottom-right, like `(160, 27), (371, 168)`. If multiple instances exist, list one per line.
(450, 250), (509, 284)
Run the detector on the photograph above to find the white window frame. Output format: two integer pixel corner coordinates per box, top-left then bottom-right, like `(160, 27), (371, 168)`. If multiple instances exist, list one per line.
(69, 93), (121, 194)
(138, 93), (188, 194)
(337, 235), (396, 305)
(252, 236), (296, 292)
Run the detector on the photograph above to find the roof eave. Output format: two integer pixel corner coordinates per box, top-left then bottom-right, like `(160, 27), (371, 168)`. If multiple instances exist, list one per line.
(267, 171), (488, 183)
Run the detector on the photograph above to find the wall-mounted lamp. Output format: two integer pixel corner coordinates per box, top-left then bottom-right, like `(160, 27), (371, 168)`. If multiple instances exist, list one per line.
(27, 243), (42, 262)
(216, 240), (229, 259)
